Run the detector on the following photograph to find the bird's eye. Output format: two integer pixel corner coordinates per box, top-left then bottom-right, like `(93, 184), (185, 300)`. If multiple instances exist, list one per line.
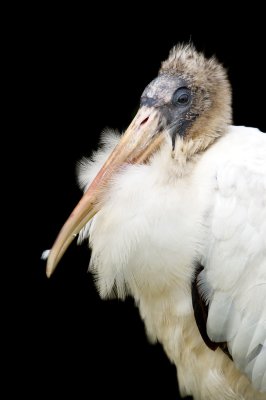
(172, 88), (191, 106)
(178, 93), (189, 104)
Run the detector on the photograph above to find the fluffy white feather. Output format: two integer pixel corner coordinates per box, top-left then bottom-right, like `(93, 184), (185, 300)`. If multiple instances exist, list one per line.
(78, 126), (266, 399)
(41, 249), (50, 260)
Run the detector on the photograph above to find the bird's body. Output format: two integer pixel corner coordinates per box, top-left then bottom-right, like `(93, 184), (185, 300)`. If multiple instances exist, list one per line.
(78, 125), (266, 399)
(45, 45), (266, 399)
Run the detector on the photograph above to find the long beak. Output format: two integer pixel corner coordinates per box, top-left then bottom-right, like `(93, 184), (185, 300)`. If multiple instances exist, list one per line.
(46, 107), (164, 277)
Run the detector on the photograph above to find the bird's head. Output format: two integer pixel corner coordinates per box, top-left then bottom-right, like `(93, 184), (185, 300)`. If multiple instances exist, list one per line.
(46, 44), (232, 277)
(143, 44), (232, 155)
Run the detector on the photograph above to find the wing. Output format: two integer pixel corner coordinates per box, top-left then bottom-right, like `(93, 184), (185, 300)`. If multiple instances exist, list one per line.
(199, 127), (266, 393)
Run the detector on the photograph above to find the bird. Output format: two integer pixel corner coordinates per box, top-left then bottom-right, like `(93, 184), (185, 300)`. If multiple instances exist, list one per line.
(44, 44), (266, 399)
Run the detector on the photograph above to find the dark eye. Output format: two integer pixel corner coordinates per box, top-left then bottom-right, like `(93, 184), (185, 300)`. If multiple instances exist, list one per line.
(172, 87), (191, 106)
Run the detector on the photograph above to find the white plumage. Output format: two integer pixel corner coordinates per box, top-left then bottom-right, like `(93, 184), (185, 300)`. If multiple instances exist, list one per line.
(46, 45), (266, 399)
(77, 126), (266, 399)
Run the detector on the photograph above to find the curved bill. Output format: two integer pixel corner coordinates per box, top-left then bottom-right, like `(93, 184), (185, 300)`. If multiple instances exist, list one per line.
(46, 106), (164, 277)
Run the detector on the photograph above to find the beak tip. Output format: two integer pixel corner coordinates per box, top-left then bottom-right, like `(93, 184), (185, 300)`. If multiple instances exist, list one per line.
(46, 268), (52, 278)
(41, 249), (54, 278)
(46, 259), (55, 278)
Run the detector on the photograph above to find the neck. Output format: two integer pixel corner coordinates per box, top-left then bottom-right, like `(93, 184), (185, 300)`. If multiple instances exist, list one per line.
(173, 122), (229, 160)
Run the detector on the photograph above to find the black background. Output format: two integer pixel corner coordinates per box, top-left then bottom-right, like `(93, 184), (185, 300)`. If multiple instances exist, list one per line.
(12, 7), (265, 399)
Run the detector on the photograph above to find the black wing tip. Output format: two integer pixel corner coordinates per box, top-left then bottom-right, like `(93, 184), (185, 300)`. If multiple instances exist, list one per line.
(191, 262), (232, 360)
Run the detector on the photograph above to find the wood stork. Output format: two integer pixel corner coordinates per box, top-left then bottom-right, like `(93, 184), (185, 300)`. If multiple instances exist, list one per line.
(44, 44), (266, 399)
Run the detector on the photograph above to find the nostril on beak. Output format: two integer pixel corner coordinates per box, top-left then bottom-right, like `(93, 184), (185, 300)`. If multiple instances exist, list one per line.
(140, 116), (149, 126)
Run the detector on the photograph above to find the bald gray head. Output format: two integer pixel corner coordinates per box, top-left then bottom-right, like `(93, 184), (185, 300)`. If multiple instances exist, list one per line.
(139, 44), (232, 152)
